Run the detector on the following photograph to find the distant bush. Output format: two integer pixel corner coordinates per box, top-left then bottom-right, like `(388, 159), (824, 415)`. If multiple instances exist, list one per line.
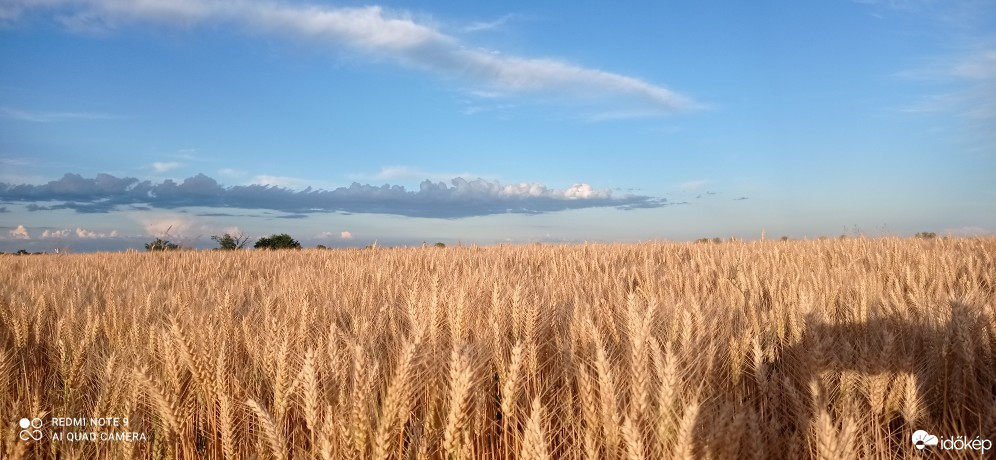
(915, 232), (937, 239)
(780, 236), (789, 241)
(212, 233), (250, 250)
(254, 234), (301, 250)
(145, 238), (180, 251)
(316, 244), (328, 250)
(435, 242), (446, 248)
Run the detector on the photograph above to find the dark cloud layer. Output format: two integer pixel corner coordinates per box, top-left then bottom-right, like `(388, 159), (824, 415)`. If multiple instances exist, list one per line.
(1, 173), (668, 218)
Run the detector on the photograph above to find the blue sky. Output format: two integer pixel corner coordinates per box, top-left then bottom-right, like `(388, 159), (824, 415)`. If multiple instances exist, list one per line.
(1, 0), (994, 251)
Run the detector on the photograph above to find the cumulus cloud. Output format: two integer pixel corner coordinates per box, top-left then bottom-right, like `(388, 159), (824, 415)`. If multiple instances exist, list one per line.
(152, 161), (182, 173)
(1, 1), (696, 115)
(75, 227), (118, 238)
(39, 227), (118, 238)
(1, 172), (669, 218)
(41, 229), (71, 238)
(8, 224), (30, 239)
(340, 231), (353, 239)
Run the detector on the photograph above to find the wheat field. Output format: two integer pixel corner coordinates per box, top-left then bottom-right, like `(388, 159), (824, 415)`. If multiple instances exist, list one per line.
(1, 237), (994, 459)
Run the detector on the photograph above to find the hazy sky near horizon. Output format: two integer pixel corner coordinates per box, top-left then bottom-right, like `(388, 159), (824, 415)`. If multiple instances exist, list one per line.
(1, 0), (995, 251)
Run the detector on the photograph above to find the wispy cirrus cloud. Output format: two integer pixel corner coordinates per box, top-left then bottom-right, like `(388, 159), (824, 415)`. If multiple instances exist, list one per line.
(152, 161), (183, 173)
(900, 49), (996, 141)
(0, 1), (696, 116)
(1, 172), (670, 218)
(677, 179), (710, 192)
(462, 13), (519, 33)
(218, 168), (247, 177)
(0, 106), (119, 123)
(368, 165), (494, 183)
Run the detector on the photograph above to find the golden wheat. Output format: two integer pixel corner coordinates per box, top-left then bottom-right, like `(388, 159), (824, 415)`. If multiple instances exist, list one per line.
(0, 237), (993, 459)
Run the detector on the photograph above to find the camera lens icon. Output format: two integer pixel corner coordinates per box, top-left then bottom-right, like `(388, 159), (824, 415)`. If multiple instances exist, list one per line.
(18, 418), (43, 441)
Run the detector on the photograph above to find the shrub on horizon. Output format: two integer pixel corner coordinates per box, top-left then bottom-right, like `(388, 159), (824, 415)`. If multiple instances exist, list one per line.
(254, 233), (302, 250)
(145, 238), (180, 251)
(212, 233), (250, 250)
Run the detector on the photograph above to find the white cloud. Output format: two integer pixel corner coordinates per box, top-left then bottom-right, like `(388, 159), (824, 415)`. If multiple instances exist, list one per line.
(41, 229), (71, 238)
(5, 1), (696, 115)
(8, 224), (30, 239)
(316, 230), (353, 239)
(152, 161), (182, 173)
(75, 227), (118, 238)
(561, 183), (611, 199)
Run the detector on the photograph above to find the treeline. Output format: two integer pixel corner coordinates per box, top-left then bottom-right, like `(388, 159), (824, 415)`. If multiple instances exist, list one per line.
(146, 233), (302, 251)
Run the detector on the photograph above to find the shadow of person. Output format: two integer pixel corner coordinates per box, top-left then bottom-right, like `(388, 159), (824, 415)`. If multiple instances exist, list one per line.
(691, 300), (993, 459)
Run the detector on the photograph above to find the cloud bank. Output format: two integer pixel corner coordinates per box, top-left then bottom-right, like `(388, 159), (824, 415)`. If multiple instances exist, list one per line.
(0, 1), (695, 114)
(0, 173), (668, 218)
